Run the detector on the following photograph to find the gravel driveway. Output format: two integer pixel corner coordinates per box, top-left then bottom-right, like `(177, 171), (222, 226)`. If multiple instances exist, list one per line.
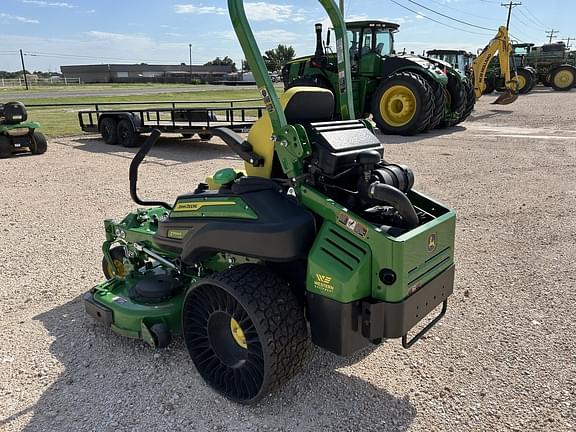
(1, 88), (575, 431)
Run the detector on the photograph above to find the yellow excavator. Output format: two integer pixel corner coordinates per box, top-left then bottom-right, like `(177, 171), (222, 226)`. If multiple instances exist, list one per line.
(471, 26), (519, 105)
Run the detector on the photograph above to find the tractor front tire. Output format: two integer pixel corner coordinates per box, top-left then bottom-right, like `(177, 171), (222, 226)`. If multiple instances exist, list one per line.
(371, 72), (434, 136)
(182, 264), (309, 404)
(31, 131), (47, 154)
(100, 118), (118, 145)
(0, 135), (12, 158)
(516, 68), (535, 94)
(117, 119), (138, 147)
(550, 66), (576, 91)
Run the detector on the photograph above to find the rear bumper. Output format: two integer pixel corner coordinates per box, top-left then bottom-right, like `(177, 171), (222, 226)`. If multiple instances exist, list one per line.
(307, 265), (454, 356)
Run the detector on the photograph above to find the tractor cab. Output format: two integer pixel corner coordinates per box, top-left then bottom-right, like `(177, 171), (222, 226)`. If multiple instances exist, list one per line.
(345, 21), (399, 71)
(426, 49), (473, 73)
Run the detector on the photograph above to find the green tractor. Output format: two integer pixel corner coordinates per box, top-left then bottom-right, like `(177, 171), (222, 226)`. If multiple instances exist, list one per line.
(0, 101), (47, 158)
(85, 0), (456, 404)
(282, 20), (473, 135)
(484, 48), (537, 95)
(426, 49), (475, 74)
(516, 42), (576, 91)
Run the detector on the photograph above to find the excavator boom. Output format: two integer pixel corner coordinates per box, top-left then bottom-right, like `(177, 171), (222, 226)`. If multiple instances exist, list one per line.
(471, 26), (518, 105)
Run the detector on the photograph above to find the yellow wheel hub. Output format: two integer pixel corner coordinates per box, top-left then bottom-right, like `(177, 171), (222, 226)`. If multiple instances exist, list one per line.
(554, 70), (575, 88)
(517, 75), (527, 90)
(108, 259), (126, 277)
(379, 85), (417, 127)
(230, 317), (247, 349)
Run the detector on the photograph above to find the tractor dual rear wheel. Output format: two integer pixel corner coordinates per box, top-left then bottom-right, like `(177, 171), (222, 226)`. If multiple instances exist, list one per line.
(371, 72), (435, 136)
(438, 75), (466, 129)
(458, 79), (476, 124)
(550, 66), (576, 91)
(426, 79), (446, 130)
(182, 264), (309, 404)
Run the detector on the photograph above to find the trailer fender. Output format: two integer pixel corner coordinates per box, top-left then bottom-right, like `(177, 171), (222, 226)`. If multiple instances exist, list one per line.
(98, 113), (141, 132)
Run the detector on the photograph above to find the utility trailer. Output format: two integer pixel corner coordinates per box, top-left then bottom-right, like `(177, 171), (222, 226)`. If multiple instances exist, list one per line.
(78, 99), (264, 147)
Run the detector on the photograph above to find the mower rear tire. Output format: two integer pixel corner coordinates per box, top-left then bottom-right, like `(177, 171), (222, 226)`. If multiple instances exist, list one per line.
(550, 66), (576, 91)
(182, 264), (309, 404)
(371, 72), (435, 136)
(457, 79), (476, 124)
(31, 131), (47, 154)
(181, 133), (194, 139)
(0, 135), (12, 158)
(100, 118), (118, 145)
(117, 119), (138, 147)
(426, 79), (446, 130)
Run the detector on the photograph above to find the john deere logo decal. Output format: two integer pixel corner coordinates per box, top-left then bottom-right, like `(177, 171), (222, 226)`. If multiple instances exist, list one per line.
(427, 233), (437, 252)
(314, 273), (335, 293)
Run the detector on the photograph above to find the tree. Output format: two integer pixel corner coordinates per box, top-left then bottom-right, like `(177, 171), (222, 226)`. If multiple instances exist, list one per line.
(204, 56), (237, 72)
(241, 59), (251, 72)
(263, 44), (295, 72)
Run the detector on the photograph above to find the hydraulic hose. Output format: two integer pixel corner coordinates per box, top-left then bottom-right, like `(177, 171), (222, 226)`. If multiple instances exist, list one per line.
(368, 183), (419, 229)
(129, 129), (172, 210)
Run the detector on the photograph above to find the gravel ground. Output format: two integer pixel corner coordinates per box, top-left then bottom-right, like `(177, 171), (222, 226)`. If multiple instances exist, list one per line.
(1, 88), (575, 432)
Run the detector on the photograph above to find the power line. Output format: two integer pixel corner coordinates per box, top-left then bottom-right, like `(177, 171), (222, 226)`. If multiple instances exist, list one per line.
(403, 0), (496, 31)
(422, 0), (497, 22)
(516, 8), (546, 30)
(523, 4), (548, 29)
(389, 0), (493, 35)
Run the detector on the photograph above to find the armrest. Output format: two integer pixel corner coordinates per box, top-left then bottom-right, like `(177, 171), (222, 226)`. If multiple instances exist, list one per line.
(211, 127), (264, 167)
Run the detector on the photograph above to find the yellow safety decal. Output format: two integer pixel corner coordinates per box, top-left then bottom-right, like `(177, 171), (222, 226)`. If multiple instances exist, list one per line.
(173, 201), (235, 212)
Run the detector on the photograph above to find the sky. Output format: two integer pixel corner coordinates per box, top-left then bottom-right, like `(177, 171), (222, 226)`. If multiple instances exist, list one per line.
(0, 0), (574, 72)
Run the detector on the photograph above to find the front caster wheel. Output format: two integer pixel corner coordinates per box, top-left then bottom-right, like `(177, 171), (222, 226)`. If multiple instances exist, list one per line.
(182, 264), (309, 404)
(150, 323), (172, 349)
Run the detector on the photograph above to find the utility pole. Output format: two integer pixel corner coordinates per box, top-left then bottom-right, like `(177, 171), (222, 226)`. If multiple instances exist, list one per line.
(189, 43), (193, 84)
(546, 29), (560, 44)
(559, 37), (573, 49)
(500, 1), (522, 30)
(19, 49), (29, 90)
(339, 0), (344, 14)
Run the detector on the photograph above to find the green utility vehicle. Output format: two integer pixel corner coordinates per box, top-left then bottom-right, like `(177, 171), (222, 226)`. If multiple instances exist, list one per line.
(0, 101), (47, 158)
(514, 42), (576, 91)
(85, 0), (456, 404)
(283, 20), (472, 135)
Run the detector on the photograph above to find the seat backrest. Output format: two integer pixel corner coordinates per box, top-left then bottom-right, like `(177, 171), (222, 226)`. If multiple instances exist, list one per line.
(245, 86), (335, 178)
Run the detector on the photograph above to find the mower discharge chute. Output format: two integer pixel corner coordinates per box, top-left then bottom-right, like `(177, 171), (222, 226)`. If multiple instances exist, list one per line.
(85, 0), (456, 404)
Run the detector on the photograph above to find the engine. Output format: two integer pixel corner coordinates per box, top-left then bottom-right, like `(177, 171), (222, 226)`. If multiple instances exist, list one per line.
(305, 120), (422, 231)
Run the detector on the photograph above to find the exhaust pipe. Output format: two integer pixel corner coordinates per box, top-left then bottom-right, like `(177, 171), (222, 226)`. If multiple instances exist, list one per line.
(368, 183), (420, 229)
(314, 23), (324, 59)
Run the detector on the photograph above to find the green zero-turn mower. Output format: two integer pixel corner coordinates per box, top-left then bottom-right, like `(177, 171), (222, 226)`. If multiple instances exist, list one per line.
(0, 101), (47, 158)
(84, 0), (456, 404)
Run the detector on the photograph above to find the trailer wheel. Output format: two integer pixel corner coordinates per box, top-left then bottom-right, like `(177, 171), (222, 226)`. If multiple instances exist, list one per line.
(198, 133), (213, 141)
(183, 264), (309, 404)
(117, 119), (138, 147)
(550, 66), (576, 91)
(100, 118), (118, 145)
(0, 135), (12, 158)
(30, 131), (47, 154)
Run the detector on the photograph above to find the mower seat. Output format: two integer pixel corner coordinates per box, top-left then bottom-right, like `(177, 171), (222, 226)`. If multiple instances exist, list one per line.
(245, 86), (335, 178)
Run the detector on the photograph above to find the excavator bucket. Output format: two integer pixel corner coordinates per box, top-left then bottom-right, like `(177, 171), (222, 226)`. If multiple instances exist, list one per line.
(492, 89), (518, 105)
